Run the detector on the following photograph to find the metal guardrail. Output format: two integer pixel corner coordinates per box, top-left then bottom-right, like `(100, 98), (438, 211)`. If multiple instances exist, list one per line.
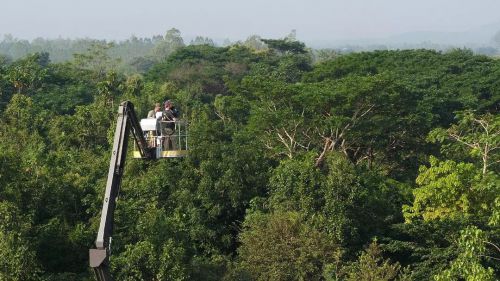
(134, 120), (188, 158)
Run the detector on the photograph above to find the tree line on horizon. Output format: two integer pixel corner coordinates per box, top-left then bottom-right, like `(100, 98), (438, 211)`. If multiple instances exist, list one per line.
(2, 27), (500, 74)
(0, 36), (498, 280)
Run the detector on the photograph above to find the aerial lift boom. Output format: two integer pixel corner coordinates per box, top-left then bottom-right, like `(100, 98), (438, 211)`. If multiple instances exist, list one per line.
(89, 101), (155, 281)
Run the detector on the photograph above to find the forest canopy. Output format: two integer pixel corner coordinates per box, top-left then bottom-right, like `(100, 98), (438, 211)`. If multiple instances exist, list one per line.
(0, 36), (498, 281)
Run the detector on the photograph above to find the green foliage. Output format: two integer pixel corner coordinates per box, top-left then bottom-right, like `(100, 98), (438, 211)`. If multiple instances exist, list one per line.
(404, 157), (480, 221)
(0, 230), (41, 281)
(261, 38), (307, 54)
(268, 152), (409, 253)
(0, 42), (499, 280)
(5, 52), (49, 94)
(434, 226), (495, 281)
(72, 42), (120, 78)
(406, 110), (499, 223)
(236, 211), (340, 281)
(343, 241), (405, 281)
(214, 94), (250, 124)
(269, 153), (361, 243)
(151, 28), (185, 60)
(428, 111), (500, 174)
(0, 202), (41, 281)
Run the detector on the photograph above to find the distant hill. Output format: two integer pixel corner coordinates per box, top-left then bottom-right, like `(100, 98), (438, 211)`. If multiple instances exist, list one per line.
(307, 22), (500, 50)
(386, 21), (500, 46)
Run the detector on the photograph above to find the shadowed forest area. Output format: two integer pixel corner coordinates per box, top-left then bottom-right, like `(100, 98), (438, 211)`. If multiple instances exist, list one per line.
(0, 33), (499, 281)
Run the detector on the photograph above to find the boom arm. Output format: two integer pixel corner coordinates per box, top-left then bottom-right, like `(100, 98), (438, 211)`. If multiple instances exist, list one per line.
(89, 101), (154, 281)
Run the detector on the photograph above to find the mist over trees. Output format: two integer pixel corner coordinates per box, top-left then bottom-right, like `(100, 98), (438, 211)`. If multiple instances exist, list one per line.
(2, 26), (500, 74)
(0, 31), (498, 281)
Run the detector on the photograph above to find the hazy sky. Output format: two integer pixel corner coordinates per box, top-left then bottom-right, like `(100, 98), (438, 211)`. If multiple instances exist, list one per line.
(2, 0), (500, 42)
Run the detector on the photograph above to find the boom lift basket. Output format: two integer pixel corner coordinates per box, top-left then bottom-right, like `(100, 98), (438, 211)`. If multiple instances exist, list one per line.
(134, 119), (188, 158)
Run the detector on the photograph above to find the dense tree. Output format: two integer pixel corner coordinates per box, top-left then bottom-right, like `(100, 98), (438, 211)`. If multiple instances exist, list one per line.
(151, 28), (186, 60)
(6, 52), (49, 94)
(190, 36), (215, 46)
(73, 42), (120, 78)
(0, 41), (498, 280)
(341, 241), (407, 281)
(435, 226), (496, 281)
(235, 211), (339, 281)
(261, 38), (307, 54)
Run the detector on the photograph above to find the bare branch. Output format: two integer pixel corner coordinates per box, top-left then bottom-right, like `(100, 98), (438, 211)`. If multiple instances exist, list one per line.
(484, 240), (500, 254)
(315, 137), (332, 167)
(479, 255), (500, 261)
